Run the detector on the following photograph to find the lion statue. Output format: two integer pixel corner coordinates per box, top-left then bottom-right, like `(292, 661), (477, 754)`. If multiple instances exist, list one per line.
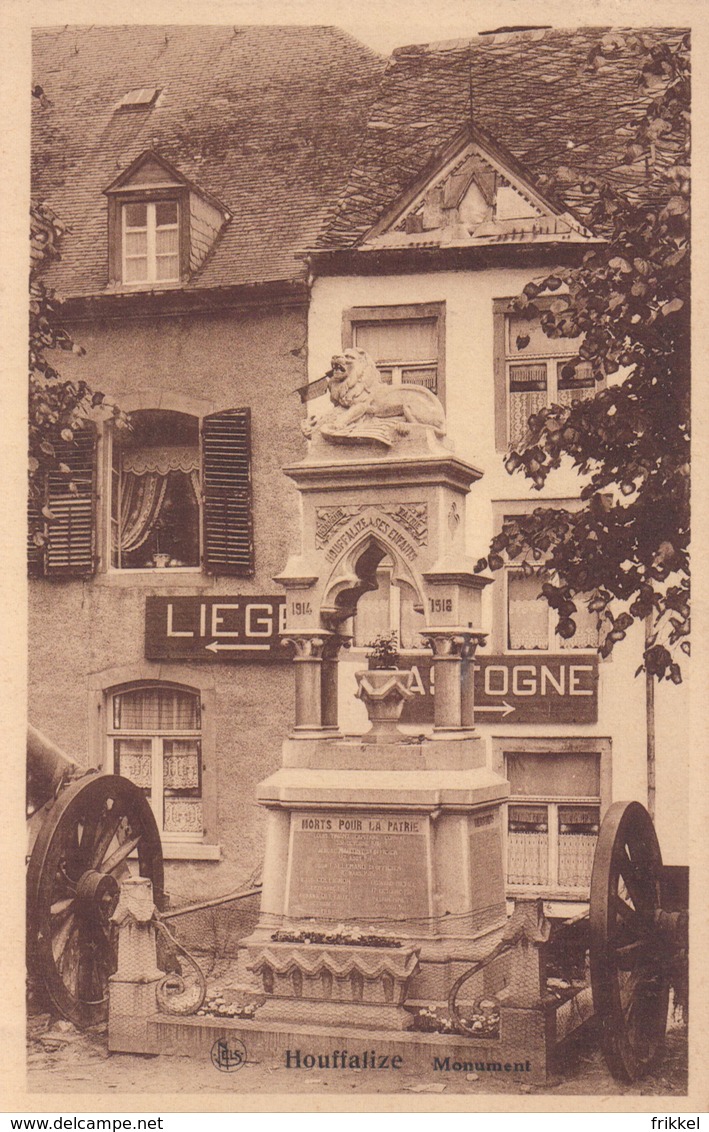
(304, 348), (446, 446)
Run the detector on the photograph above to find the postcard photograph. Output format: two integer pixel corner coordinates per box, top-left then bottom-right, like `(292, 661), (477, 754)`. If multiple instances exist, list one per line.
(11, 5), (699, 1110)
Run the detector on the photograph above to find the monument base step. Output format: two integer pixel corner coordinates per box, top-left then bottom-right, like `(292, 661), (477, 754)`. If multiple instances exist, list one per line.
(254, 997), (413, 1030)
(147, 1012), (551, 1084)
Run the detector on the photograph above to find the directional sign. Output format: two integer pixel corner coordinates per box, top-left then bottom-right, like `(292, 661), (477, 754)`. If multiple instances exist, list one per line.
(145, 596), (287, 662)
(399, 654), (598, 725)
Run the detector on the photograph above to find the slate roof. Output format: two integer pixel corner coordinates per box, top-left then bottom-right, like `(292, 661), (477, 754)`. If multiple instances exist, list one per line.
(322, 26), (688, 250)
(31, 25), (385, 297)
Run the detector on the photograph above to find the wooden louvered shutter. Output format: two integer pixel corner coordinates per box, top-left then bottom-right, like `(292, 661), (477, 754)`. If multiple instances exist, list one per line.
(202, 408), (254, 576)
(27, 493), (45, 576)
(44, 430), (97, 577)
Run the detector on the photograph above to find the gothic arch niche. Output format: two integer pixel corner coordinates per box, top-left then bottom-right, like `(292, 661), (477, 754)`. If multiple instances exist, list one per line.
(320, 533), (425, 648)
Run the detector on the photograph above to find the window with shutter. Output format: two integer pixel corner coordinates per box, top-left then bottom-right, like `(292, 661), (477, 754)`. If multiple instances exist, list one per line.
(28, 431), (97, 577)
(110, 410), (200, 570)
(202, 408), (254, 576)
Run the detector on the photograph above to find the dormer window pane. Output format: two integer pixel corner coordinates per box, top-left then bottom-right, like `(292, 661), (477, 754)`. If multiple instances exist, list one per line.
(125, 255), (149, 283)
(125, 202), (148, 227)
(122, 201), (180, 285)
(156, 201), (178, 226)
(125, 231), (148, 256)
(156, 224), (179, 280)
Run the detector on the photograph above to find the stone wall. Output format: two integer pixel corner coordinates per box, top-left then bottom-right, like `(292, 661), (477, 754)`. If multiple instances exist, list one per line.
(28, 299), (309, 907)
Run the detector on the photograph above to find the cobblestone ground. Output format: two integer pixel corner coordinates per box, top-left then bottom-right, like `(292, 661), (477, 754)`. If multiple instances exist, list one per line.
(27, 1012), (688, 1099)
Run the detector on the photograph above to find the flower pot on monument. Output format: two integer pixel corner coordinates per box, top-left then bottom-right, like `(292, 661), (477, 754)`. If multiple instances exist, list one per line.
(354, 668), (415, 743)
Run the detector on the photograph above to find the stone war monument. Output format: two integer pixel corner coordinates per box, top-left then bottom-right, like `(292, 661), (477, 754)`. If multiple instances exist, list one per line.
(239, 347), (514, 1033)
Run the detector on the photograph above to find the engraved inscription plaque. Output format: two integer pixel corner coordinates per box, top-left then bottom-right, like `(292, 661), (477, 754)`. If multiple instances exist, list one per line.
(286, 812), (430, 922)
(469, 815), (506, 920)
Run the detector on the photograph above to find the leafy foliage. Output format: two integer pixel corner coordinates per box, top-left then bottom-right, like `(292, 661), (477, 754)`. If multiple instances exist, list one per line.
(29, 88), (128, 553)
(476, 32), (690, 681)
(366, 631), (401, 670)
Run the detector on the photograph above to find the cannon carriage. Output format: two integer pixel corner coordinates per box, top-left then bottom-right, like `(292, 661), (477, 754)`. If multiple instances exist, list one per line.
(26, 724), (165, 1028)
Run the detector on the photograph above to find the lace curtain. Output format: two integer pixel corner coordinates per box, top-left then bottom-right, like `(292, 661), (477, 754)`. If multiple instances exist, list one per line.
(507, 831), (549, 885)
(163, 740), (200, 788)
(116, 446), (199, 556)
(508, 570), (549, 650)
(558, 834), (597, 887)
(115, 738), (152, 788)
(113, 686), (201, 730)
(508, 569), (600, 650)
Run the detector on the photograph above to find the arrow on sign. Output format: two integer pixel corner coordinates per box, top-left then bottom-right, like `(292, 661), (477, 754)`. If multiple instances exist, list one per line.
(474, 701), (516, 718)
(205, 641), (271, 653)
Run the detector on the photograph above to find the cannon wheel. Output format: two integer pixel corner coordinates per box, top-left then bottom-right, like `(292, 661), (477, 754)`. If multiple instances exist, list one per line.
(589, 800), (670, 1082)
(27, 774), (164, 1028)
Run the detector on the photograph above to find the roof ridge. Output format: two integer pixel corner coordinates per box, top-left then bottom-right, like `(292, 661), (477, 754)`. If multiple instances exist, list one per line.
(389, 24), (688, 56)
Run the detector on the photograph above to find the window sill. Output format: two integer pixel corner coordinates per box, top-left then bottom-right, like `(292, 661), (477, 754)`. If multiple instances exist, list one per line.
(105, 281), (185, 294)
(505, 897), (589, 918)
(507, 885), (591, 901)
(162, 842), (222, 861)
(94, 569), (213, 589)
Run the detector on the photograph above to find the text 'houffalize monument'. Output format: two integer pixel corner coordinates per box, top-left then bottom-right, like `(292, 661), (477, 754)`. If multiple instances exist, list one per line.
(239, 348), (514, 1031)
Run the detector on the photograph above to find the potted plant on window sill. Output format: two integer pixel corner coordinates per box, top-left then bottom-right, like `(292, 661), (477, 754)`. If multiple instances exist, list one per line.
(354, 632), (415, 744)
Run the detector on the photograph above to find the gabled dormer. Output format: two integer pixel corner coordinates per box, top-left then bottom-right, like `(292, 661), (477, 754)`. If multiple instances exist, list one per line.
(104, 151), (230, 288)
(360, 126), (595, 251)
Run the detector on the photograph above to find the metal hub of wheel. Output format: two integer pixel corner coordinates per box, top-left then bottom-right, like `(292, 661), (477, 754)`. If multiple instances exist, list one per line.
(27, 774), (164, 1027)
(589, 800), (670, 1082)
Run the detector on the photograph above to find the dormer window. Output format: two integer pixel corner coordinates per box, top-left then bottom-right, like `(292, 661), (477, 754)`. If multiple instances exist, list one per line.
(122, 201), (180, 284)
(104, 150), (229, 290)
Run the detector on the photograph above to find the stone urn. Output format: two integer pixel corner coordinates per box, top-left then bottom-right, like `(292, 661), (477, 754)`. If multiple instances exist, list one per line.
(354, 668), (416, 743)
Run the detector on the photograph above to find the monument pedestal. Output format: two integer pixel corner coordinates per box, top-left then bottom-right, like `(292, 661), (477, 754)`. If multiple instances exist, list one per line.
(241, 735), (509, 1023)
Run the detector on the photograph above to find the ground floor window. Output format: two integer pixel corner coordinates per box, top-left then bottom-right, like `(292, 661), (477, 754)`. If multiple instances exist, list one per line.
(109, 683), (203, 841)
(504, 749), (601, 892)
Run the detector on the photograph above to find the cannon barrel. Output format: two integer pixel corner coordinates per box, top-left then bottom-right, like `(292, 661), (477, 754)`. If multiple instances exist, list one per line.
(27, 724), (78, 813)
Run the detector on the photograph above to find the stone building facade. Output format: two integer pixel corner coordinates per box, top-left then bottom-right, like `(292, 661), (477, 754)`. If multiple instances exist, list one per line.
(29, 25), (688, 926)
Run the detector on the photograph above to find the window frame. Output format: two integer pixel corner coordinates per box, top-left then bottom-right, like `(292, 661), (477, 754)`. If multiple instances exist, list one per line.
(342, 302), (446, 405)
(107, 185), (190, 289)
(493, 296), (603, 453)
(504, 565), (601, 654)
(490, 499), (602, 656)
(96, 675), (220, 861)
(102, 406), (254, 579)
(108, 683), (203, 844)
(492, 737), (612, 900)
(105, 410), (203, 575)
(122, 200), (180, 286)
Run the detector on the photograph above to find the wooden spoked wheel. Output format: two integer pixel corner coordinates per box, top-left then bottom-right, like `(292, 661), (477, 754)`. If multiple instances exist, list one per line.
(589, 800), (670, 1082)
(27, 774), (164, 1028)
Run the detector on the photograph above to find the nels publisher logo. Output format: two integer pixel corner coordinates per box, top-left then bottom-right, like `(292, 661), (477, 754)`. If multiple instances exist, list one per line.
(211, 1036), (247, 1072)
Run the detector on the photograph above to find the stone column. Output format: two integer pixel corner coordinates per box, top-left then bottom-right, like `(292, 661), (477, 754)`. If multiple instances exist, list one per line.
(423, 631), (485, 735)
(422, 631), (464, 733)
(320, 633), (349, 733)
(460, 633), (487, 729)
(282, 632), (332, 735)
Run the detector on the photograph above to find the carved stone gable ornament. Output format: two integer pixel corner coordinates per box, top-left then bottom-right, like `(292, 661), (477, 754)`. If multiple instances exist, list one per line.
(360, 129), (595, 250)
